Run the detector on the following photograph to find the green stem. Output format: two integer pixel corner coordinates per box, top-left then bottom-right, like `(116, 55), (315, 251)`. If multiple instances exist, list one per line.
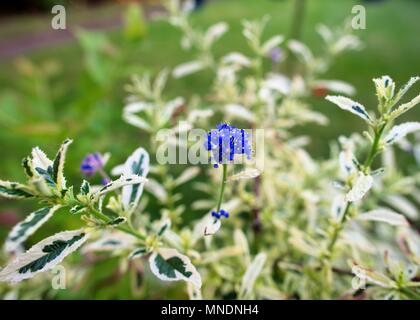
(364, 123), (387, 170)
(323, 119), (388, 261)
(216, 164), (228, 213)
(87, 205), (147, 242)
(325, 202), (351, 257)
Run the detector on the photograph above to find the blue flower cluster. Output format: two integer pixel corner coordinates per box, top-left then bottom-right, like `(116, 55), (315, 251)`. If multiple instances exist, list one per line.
(206, 123), (252, 168)
(211, 209), (230, 219)
(80, 153), (105, 176)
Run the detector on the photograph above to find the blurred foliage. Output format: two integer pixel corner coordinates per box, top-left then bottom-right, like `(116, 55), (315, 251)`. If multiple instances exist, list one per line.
(0, 0), (420, 299)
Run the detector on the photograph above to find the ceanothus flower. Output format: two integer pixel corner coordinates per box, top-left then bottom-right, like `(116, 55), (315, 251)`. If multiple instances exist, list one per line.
(205, 123), (252, 168)
(203, 123), (252, 236)
(211, 209), (230, 219)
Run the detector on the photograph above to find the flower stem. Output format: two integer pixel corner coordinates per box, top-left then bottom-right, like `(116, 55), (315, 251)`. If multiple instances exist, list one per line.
(216, 164), (228, 213)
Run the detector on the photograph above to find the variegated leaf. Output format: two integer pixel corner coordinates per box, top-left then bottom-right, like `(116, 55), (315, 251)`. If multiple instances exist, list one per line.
(204, 22), (228, 46)
(145, 178), (168, 203)
(357, 208), (409, 227)
(384, 122), (420, 145)
(52, 139), (72, 191)
(80, 180), (91, 196)
(390, 94), (420, 120)
(0, 229), (87, 283)
(121, 148), (150, 212)
(82, 231), (135, 253)
(345, 173), (373, 202)
(157, 218), (171, 237)
(4, 205), (61, 254)
(261, 35), (284, 55)
(351, 263), (395, 288)
(228, 168), (261, 182)
(0, 181), (34, 199)
(173, 61), (206, 78)
(225, 104), (255, 122)
(326, 95), (372, 123)
(393, 76), (420, 106)
(149, 248), (202, 288)
(129, 247), (148, 260)
(373, 75), (395, 101)
(222, 52), (251, 67)
(203, 216), (221, 236)
(239, 253), (267, 299)
(174, 167), (200, 187)
(95, 175), (147, 198)
(287, 40), (313, 63)
(313, 80), (356, 96)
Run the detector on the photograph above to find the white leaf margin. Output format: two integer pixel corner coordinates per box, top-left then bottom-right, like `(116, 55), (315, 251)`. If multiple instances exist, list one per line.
(0, 229), (88, 283)
(149, 248), (202, 288)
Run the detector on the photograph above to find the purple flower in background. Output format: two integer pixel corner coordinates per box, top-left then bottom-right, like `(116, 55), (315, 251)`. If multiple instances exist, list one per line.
(205, 123), (252, 168)
(269, 47), (282, 64)
(80, 153), (105, 176)
(101, 178), (111, 185)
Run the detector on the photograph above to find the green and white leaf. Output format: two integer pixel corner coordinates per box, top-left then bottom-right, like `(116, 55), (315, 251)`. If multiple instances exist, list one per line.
(0, 181), (34, 199)
(287, 40), (313, 64)
(173, 60), (206, 79)
(384, 122), (420, 145)
(82, 231), (136, 253)
(351, 263), (395, 288)
(156, 217), (171, 237)
(393, 76), (420, 106)
(225, 104), (256, 122)
(31, 147), (53, 173)
(326, 95), (372, 123)
(383, 194), (419, 220)
(52, 139), (72, 191)
(161, 97), (184, 125)
(121, 147), (149, 212)
(222, 52), (251, 68)
(204, 22), (228, 47)
(313, 80), (356, 96)
(21, 157), (35, 178)
(174, 167), (200, 187)
(339, 148), (357, 176)
(390, 94), (420, 120)
(129, 247), (148, 260)
(80, 180), (91, 196)
(373, 75), (395, 101)
(94, 174), (148, 198)
(203, 216), (221, 236)
(70, 204), (86, 215)
(234, 229), (250, 265)
(149, 248), (202, 288)
(122, 102), (153, 132)
(228, 168), (261, 182)
(145, 178), (168, 202)
(345, 173), (373, 202)
(0, 229), (87, 283)
(239, 253), (267, 299)
(4, 205), (61, 254)
(261, 35), (284, 55)
(357, 208), (409, 227)
(107, 217), (127, 227)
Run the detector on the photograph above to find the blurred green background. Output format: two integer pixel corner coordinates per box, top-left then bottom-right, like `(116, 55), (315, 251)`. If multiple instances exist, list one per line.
(0, 0), (419, 298)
